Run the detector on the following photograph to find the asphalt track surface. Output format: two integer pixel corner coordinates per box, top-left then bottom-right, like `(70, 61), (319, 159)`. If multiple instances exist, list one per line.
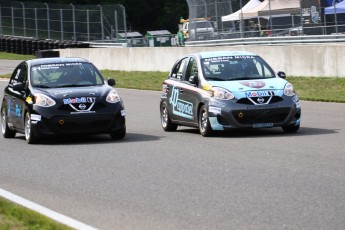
(1, 76), (345, 229)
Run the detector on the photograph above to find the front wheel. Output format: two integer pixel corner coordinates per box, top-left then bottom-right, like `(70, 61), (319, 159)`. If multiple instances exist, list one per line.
(110, 126), (126, 140)
(160, 101), (177, 131)
(1, 108), (16, 138)
(25, 112), (38, 144)
(198, 105), (213, 137)
(282, 124), (300, 133)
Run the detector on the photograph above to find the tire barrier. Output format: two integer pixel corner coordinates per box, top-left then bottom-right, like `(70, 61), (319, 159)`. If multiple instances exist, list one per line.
(0, 36), (90, 56)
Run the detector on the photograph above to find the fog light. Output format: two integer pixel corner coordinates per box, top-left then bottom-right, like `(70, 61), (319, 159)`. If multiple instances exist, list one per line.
(58, 119), (64, 125)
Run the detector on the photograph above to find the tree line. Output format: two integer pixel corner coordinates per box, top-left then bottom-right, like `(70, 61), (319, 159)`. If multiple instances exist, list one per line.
(36, 0), (246, 34)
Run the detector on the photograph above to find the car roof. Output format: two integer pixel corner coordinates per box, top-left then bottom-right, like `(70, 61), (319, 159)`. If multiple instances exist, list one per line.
(27, 57), (90, 66)
(192, 50), (257, 59)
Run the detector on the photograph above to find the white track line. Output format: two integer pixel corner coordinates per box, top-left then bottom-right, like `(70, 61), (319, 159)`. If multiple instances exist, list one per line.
(0, 188), (98, 230)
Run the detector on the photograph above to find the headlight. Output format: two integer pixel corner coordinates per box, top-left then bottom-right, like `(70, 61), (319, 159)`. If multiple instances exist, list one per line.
(34, 94), (56, 107)
(106, 89), (121, 103)
(284, 83), (295, 96)
(212, 87), (234, 100)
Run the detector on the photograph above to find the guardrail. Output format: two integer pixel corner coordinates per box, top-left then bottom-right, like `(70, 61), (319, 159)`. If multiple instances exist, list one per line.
(185, 34), (345, 47)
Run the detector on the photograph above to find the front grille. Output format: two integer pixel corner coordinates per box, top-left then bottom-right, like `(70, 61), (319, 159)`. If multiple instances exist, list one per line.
(57, 102), (105, 112)
(52, 114), (115, 133)
(237, 96), (283, 105)
(232, 107), (290, 124)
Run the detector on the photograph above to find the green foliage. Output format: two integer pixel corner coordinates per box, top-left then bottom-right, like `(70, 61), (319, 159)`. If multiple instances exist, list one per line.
(36, 0), (189, 33)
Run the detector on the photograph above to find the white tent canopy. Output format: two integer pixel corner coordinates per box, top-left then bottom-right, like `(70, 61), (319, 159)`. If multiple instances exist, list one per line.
(241, 0), (269, 20)
(324, 1), (345, 14)
(221, 0), (263, 22)
(227, 0), (301, 21)
(258, 0), (300, 18)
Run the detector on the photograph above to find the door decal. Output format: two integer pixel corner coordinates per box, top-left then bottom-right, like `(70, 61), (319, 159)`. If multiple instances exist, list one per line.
(169, 86), (194, 119)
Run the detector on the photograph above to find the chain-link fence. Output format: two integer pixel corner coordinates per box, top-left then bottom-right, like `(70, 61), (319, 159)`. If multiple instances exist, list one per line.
(183, 0), (345, 41)
(0, 0), (127, 42)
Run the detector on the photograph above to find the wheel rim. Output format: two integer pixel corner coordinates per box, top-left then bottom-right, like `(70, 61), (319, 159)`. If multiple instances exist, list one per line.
(1, 109), (6, 135)
(200, 109), (207, 132)
(161, 105), (168, 127)
(25, 113), (31, 141)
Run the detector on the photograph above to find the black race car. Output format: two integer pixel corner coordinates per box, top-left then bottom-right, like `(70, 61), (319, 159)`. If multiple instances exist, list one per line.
(1, 57), (126, 143)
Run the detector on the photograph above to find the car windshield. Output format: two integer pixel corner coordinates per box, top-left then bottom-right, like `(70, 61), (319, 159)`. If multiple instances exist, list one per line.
(30, 62), (105, 88)
(201, 55), (276, 81)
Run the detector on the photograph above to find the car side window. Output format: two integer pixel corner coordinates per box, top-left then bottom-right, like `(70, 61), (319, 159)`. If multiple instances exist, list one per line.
(171, 58), (189, 81)
(184, 58), (198, 82)
(9, 63), (27, 88)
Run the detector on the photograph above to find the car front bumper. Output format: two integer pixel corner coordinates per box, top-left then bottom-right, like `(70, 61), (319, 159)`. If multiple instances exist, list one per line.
(30, 103), (125, 137)
(207, 96), (301, 131)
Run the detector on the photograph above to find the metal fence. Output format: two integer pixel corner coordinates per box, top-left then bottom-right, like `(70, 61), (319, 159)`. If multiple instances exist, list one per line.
(0, 0), (127, 42)
(184, 0), (345, 41)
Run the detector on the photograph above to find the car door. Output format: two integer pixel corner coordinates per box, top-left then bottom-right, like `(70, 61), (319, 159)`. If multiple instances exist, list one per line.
(176, 57), (201, 125)
(165, 57), (189, 122)
(6, 63), (28, 130)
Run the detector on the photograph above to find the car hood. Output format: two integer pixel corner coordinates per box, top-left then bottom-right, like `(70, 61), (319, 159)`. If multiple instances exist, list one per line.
(33, 85), (110, 100)
(208, 78), (288, 98)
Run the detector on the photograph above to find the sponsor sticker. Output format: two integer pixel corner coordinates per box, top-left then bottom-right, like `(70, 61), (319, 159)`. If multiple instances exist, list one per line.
(63, 97), (96, 105)
(240, 81), (266, 89)
(245, 91), (274, 97)
(209, 106), (222, 114)
(30, 114), (41, 121)
(169, 86), (194, 119)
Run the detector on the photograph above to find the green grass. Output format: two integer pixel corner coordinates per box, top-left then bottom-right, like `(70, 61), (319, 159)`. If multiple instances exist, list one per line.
(0, 52), (35, 60)
(286, 77), (345, 103)
(0, 197), (72, 229)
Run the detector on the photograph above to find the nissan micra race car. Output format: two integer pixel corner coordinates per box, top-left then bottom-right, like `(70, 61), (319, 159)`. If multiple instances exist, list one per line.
(1, 57), (126, 143)
(160, 51), (301, 136)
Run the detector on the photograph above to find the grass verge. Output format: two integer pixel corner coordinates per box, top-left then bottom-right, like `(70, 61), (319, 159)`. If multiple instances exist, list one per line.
(0, 197), (72, 229)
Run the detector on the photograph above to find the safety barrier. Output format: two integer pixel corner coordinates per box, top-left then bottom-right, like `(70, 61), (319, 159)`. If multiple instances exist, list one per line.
(0, 35), (89, 55)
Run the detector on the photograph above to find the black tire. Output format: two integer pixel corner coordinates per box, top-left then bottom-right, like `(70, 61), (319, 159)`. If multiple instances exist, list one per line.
(160, 101), (177, 131)
(1, 108), (16, 138)
(24, 112), (38, 144)
(282, 124), (300, 133)
(110, 126), (126, 140)
(198, 105), (213, 137)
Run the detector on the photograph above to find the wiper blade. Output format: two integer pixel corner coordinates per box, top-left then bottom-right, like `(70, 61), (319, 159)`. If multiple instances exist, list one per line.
(207, 77), (226, 81)
(32, 84), (51, 88)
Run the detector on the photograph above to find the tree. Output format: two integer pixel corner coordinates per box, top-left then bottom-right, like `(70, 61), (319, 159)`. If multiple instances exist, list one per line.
(38, 0), (188, 33)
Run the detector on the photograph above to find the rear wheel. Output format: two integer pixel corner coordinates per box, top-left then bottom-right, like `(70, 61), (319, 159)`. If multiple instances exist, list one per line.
(160, 101), (177, 131)
(25, 112), (38, 144)
(198, 105), (213, 137)
(1, 108), (16, 138)
(282, 124), (300, 133)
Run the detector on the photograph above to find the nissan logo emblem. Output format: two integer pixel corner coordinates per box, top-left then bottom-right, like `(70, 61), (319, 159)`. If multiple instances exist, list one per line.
(79, 104), (87, 110)
(257, 97), (265, 104)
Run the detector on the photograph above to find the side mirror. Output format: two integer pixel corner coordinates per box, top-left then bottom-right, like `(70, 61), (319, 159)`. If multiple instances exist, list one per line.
(189, 75), (198, 85)
(12, 83), (25, 91)
(277, 71), (286, 79)
(108, 78), (116, 86)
